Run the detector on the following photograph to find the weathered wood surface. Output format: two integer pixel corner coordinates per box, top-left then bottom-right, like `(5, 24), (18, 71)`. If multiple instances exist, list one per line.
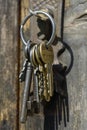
(0, 0), (19, 129)
(0, 0), (87, 130)
(24, 0), (87, 130)
(64, 1), (87, 130)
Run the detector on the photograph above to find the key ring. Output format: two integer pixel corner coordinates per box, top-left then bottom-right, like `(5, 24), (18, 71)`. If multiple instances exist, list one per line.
(20, 9), (56, 47)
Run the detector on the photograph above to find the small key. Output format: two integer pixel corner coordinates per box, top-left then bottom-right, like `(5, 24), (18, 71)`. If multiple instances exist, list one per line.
(19, 59), (28, 82)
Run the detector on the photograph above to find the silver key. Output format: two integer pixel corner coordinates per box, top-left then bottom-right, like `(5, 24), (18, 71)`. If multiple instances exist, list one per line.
(20, 62), (33, 123)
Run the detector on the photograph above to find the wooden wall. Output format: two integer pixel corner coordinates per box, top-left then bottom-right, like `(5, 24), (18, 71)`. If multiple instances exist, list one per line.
(0, 0), (87, 130)
(0, 0), (19, 129)
(64, 1), (87, 130)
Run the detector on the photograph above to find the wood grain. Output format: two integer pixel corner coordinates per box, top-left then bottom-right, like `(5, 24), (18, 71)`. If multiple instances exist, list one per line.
(20, 1), (29, 130)
(23, 0), (87, 130)
(0, 0), (87, 130)
(0, 0), (18, 129)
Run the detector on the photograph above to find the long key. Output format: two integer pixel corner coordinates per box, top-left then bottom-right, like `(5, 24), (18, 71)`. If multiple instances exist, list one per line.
(20, 62), (33, 123)
(20, 42), (36, 122)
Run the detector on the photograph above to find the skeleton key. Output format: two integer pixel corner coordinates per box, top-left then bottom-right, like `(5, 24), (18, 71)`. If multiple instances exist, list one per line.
(19, 40), (33, 82)
(20, 62), (33, 123)
(20, 42), (35, 123)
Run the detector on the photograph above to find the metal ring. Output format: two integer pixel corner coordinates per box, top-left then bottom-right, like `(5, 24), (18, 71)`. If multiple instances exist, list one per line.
(20, 10), (56, 47)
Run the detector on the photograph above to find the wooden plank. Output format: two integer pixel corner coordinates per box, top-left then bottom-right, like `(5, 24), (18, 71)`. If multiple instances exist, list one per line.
(65, 0), (70, 7)
(70, 0), (87, 6)
(20, 0), (87, 130)
(0, 0), (19, 129)
(63, 1), (87, 130)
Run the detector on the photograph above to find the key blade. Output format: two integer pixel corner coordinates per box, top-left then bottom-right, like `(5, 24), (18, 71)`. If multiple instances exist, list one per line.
(20, 62), (33, 123)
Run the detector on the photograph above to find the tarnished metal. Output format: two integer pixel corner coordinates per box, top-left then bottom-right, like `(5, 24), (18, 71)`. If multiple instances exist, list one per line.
(20, 62), (33, 123)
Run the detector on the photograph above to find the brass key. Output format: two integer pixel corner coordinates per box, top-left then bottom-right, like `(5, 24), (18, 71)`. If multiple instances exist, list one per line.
(39, 42), (54, 64)
(30, 44), (44, 102)
(29, 41), (54, 102)
(30, 44), (38, 67)
(43, 65), (50, 102)
(45, 64), (54, 97)
(34, 44), (43, 66)
(38, 65), (44, 101)
(38, 42), (54, 102)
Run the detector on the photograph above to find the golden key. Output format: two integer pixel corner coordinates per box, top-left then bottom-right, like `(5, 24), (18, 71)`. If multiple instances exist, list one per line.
(38, 42), (54, 101)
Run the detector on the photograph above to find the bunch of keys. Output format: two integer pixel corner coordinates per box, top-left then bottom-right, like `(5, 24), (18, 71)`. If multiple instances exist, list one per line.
(19, 10), (56, 123)
(30, 42), (54, 101)
(19, 40), (54, 123)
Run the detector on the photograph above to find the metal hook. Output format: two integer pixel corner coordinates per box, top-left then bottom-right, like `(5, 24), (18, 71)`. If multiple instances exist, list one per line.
(20, 9), (56, 47)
